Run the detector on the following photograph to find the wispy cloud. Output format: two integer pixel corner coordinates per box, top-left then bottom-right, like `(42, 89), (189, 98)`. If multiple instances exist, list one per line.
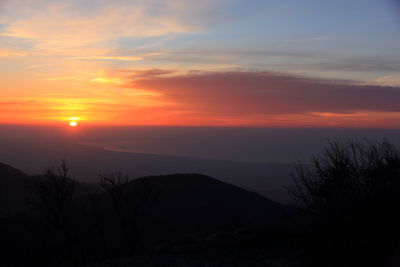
(310, 57), (400, 72)
(25, 64), (52, 69)
(114, 68), (176, 78)
(0, 0), (206, 55)
(45, 76), (83, 81)
(369, 73), (400, 87)
(66, 56), (143, 61)
(90, 77), (123, 84)
(0, 50), (26, 57)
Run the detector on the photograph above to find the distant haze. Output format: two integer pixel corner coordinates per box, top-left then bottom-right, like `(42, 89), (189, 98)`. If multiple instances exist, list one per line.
(1, 125), (399, 163)
(1, 125), (399, 204)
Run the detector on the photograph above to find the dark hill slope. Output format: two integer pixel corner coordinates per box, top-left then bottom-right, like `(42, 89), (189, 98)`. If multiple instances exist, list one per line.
(0, 165), (289, 265)
(131, 174), (282, 225)
(0, 162), (99, 216)
(0, 162), (28, 178)
(0, 163), (31, 215)
(89, 173), (285, 246)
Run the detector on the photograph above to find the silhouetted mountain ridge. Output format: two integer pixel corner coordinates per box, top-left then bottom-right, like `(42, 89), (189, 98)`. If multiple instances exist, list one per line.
(87, 173), (285, 246)
(0, 162), (31, 215)
(0, 141), (295, 203)
(127, 173), (283, 225)
(0, 162), (28, 178)
(0, 162), (289, 265)
(0, 162), (98, 215)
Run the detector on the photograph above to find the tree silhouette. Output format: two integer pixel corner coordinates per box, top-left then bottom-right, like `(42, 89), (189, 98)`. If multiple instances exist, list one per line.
(28, 160), (78, 262)
(290, 139), (400, 267)
(100, 172), (160, 253)
(100, 171), (135, 253)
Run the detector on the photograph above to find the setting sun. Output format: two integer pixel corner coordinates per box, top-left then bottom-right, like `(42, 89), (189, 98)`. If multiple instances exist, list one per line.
(69, 121), (78, 127)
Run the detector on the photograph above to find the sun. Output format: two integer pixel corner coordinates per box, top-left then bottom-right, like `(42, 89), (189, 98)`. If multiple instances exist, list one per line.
(68, 117), (80, 127)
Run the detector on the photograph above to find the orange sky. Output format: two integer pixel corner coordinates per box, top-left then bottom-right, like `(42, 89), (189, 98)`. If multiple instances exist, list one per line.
(1, 0), (400, 128)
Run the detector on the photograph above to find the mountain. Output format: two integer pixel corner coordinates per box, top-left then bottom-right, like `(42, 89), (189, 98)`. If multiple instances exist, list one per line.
(0, 140), (294, 203)
(0, 163), (31, 215)
(127, 174), (283, 242)
(77, 173), (286, 249)
(0, 162), (284, 226)
(0, 162), (28, 178)
(0, 163), (289, 265)
(0, 162), (98, 216)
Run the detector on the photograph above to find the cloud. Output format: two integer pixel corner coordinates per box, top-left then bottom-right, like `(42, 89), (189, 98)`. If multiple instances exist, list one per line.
(3, 70), (400, 127)
(90, 77), (123, 84)
(114, 68), (175, 78)
(0, 50), (26, 57)
(116, 48), (400, 75)
(66, 56), (143, 61)
(0, 0), (211, 55)
(45, 76), (83, 81)
(129, 48), (318, 65)
(25, 64), (52, 69)
(311, 57), (400, 72)
(132, 71), (400, 116)
(370, 73), (400, 87)
(0, 0), (272, 58)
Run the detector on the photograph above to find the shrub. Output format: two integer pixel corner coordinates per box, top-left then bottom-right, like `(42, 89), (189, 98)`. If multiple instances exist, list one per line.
(290, 139), (400, 267)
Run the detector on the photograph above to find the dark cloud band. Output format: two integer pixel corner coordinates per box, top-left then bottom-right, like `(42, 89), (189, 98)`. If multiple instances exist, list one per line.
(133, 71), (400, 115)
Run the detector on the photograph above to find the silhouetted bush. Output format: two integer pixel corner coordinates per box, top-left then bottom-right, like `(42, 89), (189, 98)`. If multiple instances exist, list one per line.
(290, 139), (400, 267)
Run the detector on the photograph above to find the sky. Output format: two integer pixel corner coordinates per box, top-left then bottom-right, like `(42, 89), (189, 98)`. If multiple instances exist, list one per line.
(1, 0), (400, 127)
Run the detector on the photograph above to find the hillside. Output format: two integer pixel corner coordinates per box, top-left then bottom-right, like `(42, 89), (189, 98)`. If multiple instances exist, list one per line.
(108, 174), (285, 244)
(0, 162), (290, 266)
(0, 162), (99, 216)
(0, 163), (31, 215)
(0, 140), (294, 203)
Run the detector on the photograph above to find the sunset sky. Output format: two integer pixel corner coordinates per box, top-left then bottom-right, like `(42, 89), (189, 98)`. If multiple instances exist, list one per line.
(1, 0), (400, 127)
